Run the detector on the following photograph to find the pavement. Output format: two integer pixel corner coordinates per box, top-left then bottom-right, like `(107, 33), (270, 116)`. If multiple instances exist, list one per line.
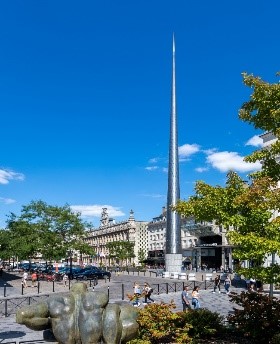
(0, 270), (243, 343)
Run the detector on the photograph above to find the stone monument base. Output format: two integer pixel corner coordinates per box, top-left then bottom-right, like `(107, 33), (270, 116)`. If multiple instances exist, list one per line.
(165, 253), (182, 273)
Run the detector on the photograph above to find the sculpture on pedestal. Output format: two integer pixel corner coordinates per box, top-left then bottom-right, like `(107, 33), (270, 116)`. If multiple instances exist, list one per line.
(16, 283), (139, 344)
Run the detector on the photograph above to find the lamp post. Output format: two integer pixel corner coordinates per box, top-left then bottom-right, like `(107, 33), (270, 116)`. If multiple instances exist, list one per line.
(68, 250), (73, 279)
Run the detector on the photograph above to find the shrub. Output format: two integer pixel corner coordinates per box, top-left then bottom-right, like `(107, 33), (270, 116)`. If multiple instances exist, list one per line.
(228, 291), (280, 342)
(128, 301), (192, 344)
(180, 308), (225, 339)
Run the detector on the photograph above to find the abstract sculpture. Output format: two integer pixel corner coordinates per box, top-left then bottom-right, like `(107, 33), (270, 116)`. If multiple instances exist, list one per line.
(16, 283), (139, 344)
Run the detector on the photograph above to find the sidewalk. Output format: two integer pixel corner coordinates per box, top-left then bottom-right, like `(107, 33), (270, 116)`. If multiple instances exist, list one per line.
(0, 271), (241, 343)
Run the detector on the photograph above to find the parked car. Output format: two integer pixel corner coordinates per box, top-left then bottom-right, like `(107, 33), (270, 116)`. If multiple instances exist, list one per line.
(74, 267), (111, 280)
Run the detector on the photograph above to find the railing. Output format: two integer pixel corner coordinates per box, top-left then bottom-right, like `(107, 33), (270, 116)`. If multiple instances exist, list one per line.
(0, 280), (215, 317)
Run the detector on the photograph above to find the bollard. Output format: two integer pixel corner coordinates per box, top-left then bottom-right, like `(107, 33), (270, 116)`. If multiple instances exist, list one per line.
(144, 271), (146, 277)
(37, 281), (40, 294)
(187, 274), (189, 281)
(205, 280), (207, 290)
(68, 278), (71, 290)
(92, 286), (95, 291)
(53, 280), (55, 293)
(5, 299), (8, 317)
(22, 282), (24, 295)
(149, 271), (151, 277)
(107, 286), (110, 299)
(4, 283), (7, 297)
(157, 283), (160, 295)
(122, 283), (124, 300)
(175, 282), (177, 293)
(166, 283), (168, 294)
(138, 271), (139, 276)
(89, 279), (92, 287)
(202, 274), (204, 281)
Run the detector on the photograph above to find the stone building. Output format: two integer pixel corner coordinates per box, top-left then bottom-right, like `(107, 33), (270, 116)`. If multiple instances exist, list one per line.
(82, 208), (148, 267)
(147, 206), (233, 270)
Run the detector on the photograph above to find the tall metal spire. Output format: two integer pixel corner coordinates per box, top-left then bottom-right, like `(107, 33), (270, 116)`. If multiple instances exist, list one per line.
(165, 34), (182, 269)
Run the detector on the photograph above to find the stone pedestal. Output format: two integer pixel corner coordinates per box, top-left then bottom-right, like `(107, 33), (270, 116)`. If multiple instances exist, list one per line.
(165, 253), (182, 273)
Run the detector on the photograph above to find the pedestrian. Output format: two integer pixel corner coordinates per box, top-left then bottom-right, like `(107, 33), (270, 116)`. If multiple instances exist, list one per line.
(191, 286), (200, 309)
(22, 271), (28, 288)
(224, 275), (231, 294)
(250, 278), (256, 291)
(143, 282), (154, 304)
(31, 271), (37, 287)
(245, 278), (251, 290)
(213, 275), (221, 293)
(133, 282), (141, 307)
(63, 273), (68, 287)
(256, 280), (263, 292)
(181, 286), (191, 311)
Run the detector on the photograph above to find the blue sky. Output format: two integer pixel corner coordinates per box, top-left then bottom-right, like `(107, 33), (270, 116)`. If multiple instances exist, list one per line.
(0, 1), (279, 228)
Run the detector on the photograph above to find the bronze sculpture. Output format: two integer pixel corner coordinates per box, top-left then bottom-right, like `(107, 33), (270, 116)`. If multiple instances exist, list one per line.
(16, 283), (139, 344)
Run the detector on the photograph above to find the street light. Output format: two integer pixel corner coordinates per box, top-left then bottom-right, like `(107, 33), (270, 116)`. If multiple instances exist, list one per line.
(68, 250), (73, 279)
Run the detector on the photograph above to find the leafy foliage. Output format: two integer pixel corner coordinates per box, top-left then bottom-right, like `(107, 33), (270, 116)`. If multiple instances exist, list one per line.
(174, 171), (247, 229)
(138, 248), (147, 266)
(239, 72), (280, 181)
(3, 200), (94, 262)
(179, 308), (225, 339)
(228, 291), (280, 342)
(106, 241), (135, 267)
(128, 301), (192, 344)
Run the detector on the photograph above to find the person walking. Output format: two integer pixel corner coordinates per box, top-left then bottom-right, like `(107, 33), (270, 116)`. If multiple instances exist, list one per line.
(181, 286), (191, 311)
(143, 282), (154, 304)
(191, 286), (200, 309)
(22, 271), (28, 288)
(224, 275), (231, 294)
(31, 271), (37, 287)
(213, 275), (221, 293)
(133, 282), (141, 307)
(63, 273), (68, 287)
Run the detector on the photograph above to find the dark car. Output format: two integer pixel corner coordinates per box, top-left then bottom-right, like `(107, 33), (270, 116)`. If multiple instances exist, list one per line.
(74, 267), (111, 280)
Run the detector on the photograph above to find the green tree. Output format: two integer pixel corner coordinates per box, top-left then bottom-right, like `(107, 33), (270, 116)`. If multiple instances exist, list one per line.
(138, 248), (146, 267)
(174, 172), (280, 284)
(174, 72), (280, 285)
(5, 200), (94, 264)
(106, 241), (135, 267)
(239, 72), (280, 181)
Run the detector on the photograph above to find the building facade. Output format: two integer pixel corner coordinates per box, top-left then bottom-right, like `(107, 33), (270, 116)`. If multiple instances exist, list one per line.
(147, 207), (233, 271)
(82, 208), (148, 267)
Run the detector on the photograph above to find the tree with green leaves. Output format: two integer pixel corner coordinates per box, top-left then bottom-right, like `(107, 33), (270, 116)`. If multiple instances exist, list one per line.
(138, 248), (147, 267)
(239, 72), (280, 181)
(4, 200), (94, 265)
(106, 241), (135, 267)
(174, 172), (280, 284)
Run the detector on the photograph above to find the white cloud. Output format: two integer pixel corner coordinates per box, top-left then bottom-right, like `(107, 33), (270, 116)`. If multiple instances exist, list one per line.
(148, 157), (159, 164)
(178, 144), (200, 158)
(145, 166), (158, 171)
(0, 169), (25, 184)
(70, 205), (125, 218)
(245, 135), (263, 147)
(195, 167), (208, 173)
(0, 197), (16, 204)
(162, 167), (168, 173)
(206, 151), (262, 173)
(140, 193), (166, 199)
